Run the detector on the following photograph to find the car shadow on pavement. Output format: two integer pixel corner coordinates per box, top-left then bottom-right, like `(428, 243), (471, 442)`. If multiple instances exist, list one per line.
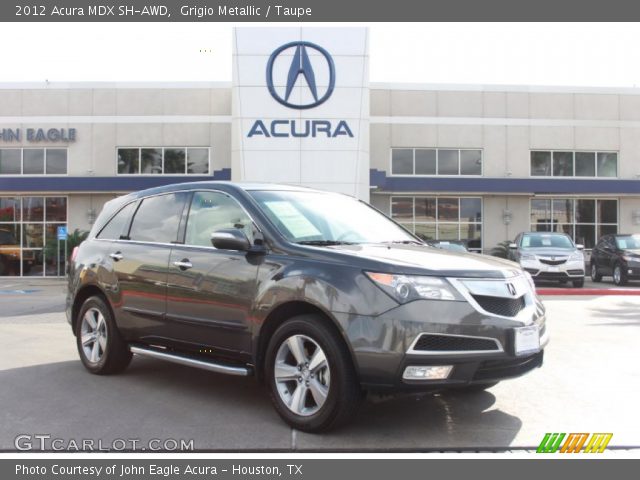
(294, 389), (521, 450)
(0, 358), (522, 452)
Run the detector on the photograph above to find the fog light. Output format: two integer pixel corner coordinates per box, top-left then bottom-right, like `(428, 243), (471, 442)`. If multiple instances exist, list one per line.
(403, 365), (453, 380)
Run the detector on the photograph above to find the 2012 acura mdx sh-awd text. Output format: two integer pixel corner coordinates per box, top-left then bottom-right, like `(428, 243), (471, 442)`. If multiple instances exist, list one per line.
(67, 182), (548, 432)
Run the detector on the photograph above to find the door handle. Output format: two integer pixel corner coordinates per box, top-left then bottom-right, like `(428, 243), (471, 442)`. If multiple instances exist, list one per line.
(109, 252), (123, 261)
(173, 259), (193, 270)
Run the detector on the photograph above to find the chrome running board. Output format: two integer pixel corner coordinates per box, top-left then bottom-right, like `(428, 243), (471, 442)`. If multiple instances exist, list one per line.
(129, 345), (251, 377)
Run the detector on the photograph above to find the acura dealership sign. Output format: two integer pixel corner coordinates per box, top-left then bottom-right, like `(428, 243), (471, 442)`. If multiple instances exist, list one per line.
(247, 40), (353, 138)
(266, 41), (335, 109)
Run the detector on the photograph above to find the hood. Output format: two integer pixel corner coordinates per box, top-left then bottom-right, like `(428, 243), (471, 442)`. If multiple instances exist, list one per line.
(522, 247), (578, 257)
(622, 249), (640, 257)
(320, 243), (523, 278)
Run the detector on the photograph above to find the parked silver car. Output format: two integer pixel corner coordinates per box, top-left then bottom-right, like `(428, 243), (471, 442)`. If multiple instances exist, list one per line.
(509, 232), (585, 288)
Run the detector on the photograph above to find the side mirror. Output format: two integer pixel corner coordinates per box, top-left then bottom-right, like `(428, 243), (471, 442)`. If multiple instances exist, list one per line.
(576, 244), (584, 250)
(509, 243), (517, 249)
(211, 228), (251, 251)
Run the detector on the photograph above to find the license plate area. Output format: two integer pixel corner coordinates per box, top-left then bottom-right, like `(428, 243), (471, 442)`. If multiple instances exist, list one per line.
(514, 325), (540, 356)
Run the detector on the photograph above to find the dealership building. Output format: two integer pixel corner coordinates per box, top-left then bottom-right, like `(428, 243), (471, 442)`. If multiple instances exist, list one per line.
(1, 27), (640, 276)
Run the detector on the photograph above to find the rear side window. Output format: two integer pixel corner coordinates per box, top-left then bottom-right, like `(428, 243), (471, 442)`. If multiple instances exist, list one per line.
(128, 193), (188, 244)
(96, 202), (136, 240)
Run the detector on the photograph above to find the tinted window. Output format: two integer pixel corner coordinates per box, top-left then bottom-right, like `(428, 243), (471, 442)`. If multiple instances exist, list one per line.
(97, 202), (137, 240)
(128, 193), (187, 243)
(185, 191), (254, 247)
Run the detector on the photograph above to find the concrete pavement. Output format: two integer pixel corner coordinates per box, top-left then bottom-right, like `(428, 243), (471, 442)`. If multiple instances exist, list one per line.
(1, 294), (639, 451)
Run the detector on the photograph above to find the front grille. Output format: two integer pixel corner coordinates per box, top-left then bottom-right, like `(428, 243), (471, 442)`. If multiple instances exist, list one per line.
(535, 271), (570, 279)
(473, 351), (543, 381)
(412, 334), (500, 352)
(471, 294), (526, 317)
(539, 258), (567, 266)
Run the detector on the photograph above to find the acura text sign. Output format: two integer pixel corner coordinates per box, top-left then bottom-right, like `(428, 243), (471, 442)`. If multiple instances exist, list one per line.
(247, 40), (353, 138)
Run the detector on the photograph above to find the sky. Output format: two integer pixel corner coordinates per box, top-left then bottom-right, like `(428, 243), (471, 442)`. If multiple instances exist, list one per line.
(2, 22), (640, 87)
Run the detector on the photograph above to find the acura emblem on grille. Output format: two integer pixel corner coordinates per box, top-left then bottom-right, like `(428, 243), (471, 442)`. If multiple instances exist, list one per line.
(507, 283), (517, 296)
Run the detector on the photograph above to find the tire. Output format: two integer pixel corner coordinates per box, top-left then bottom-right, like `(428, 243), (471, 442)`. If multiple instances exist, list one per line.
(75, 296), (132, 375)
(613, 264), (628, 286)
(265, 314), (361, 432)
(591, 263), (602, 282)
(572, 278), (585, 288)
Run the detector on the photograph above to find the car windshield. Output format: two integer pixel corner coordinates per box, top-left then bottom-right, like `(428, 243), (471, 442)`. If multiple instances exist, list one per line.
(249, 190), (418, 245)
(615, 235), (640, 249)
(521, 233), (574, 249)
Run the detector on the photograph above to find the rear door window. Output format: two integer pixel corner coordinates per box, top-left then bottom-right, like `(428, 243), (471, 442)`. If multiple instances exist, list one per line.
(128, 193), (189, 244)
(96, 202), (137, 240)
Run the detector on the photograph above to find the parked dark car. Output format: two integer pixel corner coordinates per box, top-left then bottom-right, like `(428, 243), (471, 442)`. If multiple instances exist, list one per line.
(67, 182), (547, 432)
(509, 232), (585, 288)
(590, 234), (640, 285)
(425, 240), (469, 253)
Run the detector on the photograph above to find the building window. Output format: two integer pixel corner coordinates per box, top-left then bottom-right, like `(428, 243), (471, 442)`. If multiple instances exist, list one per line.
(0, 196), (68, 277)
(390, 196), (482, 252)
(530, 151), (617, 178)
(0, 148), (68, 175)
(117, 147), (210, 175)
(391, 148), (482, 176)
(530, 198), (618, 249)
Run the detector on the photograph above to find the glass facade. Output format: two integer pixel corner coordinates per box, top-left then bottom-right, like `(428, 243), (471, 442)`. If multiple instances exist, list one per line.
(390, 196), (482, 252)
(0, 197), (68, 277)
(391, 148), (482, 176)
(530, 151), (617, 177)
(117, 147), (210, 175)
(0, 148), (68, 175)
(530, 198), (618, 249)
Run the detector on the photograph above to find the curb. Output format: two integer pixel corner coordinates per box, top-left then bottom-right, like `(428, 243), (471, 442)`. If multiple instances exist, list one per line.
(537, 288), (640, 296)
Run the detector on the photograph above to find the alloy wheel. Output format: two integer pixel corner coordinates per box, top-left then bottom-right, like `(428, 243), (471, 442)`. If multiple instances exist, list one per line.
(614, 266), (622, 285)
(80, 307), (108, 364)
(274, 334), (331, 417)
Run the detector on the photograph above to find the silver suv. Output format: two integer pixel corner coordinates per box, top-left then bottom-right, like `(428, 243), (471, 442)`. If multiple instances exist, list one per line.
(509, 232), (585, 288)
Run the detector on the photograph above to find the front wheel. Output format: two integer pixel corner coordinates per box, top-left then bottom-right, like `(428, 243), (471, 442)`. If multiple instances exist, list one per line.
(613, 264), (628, 286)
(591, 263), (602, 282)
(75, 296), (132, 375)
(265, 315), (361, 432)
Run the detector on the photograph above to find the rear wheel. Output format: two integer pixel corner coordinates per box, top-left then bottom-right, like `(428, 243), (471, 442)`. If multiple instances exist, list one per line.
(265, 314), (361, 432)
(613, 264), (628, 286)
(591, 263), (602, 282)
(75, 296), (132, 374)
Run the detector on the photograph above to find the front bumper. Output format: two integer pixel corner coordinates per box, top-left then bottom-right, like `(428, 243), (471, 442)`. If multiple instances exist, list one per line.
(520, 258), (585, 280)
(336, 286), (548, 392)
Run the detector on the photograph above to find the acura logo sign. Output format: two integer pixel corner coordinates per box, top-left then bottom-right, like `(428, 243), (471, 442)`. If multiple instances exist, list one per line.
(266, 41), (336, 109)
(507, 283), (517, 296)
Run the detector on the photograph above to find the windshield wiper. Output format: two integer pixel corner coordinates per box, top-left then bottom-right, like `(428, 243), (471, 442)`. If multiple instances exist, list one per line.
(296, 240), (358, 246)
(387, 240), (423, 245)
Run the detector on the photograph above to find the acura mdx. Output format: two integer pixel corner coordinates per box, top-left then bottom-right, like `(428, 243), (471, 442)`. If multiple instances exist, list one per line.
(67, 182), (548, 432)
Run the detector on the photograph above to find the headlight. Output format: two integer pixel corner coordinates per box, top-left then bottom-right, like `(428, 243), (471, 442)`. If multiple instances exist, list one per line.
(519, 253), (537, 261)
(365, 272), (461, 303)
(568, 251), (584, 262)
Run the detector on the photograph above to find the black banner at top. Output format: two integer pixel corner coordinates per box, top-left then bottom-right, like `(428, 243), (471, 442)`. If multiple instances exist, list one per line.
(4, 0), (640, 22)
